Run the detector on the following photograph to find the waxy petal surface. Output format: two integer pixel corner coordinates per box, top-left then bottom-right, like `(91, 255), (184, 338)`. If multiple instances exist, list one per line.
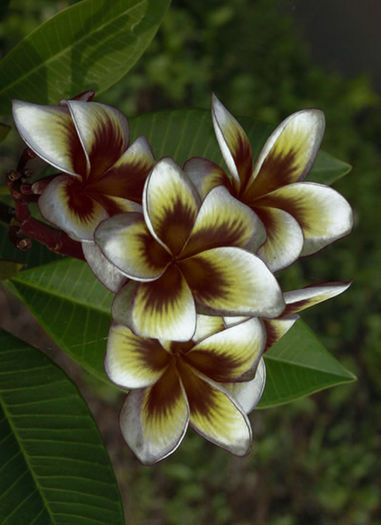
(179, 362), (252, 455)
(192, 314), (225, 343)
(39, 174), (108, 241)
(181, 186), (266, 257)
(211, 94), (253, 191)
(95, 213), (170, 281)
(180, 247), (285, 318)
(82, 241), (128, 293)
(247, 109), (325, 196)
(12, 100), (86, 177)
(263, 316), (299, 351)
(224, 358), (266, 414)
(185, 318), (265, 382)
(120, 365), (189, 464)
(106, 323), (170, 389)
(262, 182), (353, 255)
(282, 282), (352, 317)
(112, 266), (197, 341)
(255, 206), (304, 272)
(91, 136), (155, 204)
(143, 158), (200, 255)
(183, 157), (230, 198)
(66, 100), (129, 178)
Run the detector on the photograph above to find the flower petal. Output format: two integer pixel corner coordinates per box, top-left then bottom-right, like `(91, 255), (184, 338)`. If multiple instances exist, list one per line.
(261, 182), (353, 255)
(105, 323), (170, 388)
(282, 282), (352, 317)
(66, 100), (129, 178)
(39, 174), (108, 241)
(183, 157), (230, 198)
(95, 213), (170, 281)
(181, 186), (266, 257)
(12, 100), (86, 176)
(224, 357), (266, 414)
(143, 158), (200, 255)
(179, 247), (285, 318)
(120, 364), (189, 464)
(112, 265), (197, 341)
(95, 195), (142, 216)
(255, 206), (304, 272)
(185, 317), (265, 382)
(82, 241), (128, 293)
(90, 136), (155, 204)
(178, 361), (252, 455)
(263, 316), (299, 351)
(211, 94), (253, 191)
(193, 314), (225, 343)
(246, 109), (325, 196)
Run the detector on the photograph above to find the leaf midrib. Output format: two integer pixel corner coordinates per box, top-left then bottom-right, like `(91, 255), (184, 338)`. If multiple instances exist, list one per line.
(0, 396), (55, 524)
(0, 0), (147, 98)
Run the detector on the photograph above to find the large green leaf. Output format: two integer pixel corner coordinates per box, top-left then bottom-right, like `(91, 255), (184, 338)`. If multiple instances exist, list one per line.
(10, 258), (113, 383)
(0, 0), (171, 115)
(259, 321), (355, 408)
(130, 109), (351, 183)
(0, 329), (124, 524)
(9, 258), (355, 405)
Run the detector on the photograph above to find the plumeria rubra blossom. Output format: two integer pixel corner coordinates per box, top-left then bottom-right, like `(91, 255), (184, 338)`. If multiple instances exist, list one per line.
(184, 94), (353, 271)
(105, 314), (267, 464)
(12, 99), (155, 242)
(94, 157), (285, 341)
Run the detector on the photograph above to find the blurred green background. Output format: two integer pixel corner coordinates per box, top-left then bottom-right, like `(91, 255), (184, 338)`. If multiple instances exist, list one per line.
(1, 0), (380, 523)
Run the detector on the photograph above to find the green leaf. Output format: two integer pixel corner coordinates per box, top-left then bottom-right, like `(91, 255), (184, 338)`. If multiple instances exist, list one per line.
(259, 320), (356, 408)
(307, 150), (352, 184)
(10, 258), (113, 383)
(0, 329), (124, 524)
(130, 109), (350, 184)
(0, 0), (171, 115)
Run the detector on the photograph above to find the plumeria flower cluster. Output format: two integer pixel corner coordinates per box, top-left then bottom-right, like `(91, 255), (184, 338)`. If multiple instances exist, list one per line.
(12, 93), (353, 464)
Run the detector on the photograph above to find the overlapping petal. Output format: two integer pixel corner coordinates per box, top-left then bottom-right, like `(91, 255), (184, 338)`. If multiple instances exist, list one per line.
(66, 100), (129, 178)
(82, 241), (128, 293)
(181, 186), (266, 257)
(178, 361), (252, 455)
(95, 213), (170, 281)
(211, 93), (253, 191)
(39, 174), (108, 241)
(120, 364), (189, 464)
(224, 358), (266, 414)
(192, 314), (225, 342)
(183, 157), (231, 198)
(143, 158), (200, 254)
(89, 136), (155, 203)
(261, 182), (353, 255)
(246, 109), (325, 197)
(112, 266), (197, 341)
(185, 318), (265, 382)
(263, 316), (299, 351)
(105, 323), (170, 388)
(179, 247), (285, 318)
(12, 100), (86, 176)
(255, 206), (304, 271)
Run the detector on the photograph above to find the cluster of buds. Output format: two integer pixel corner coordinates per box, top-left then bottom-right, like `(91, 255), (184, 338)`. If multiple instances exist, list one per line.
(11, 92), (353, 464)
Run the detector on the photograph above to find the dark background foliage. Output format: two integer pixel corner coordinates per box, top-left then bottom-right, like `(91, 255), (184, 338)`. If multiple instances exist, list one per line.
(1, 0), (380, 523)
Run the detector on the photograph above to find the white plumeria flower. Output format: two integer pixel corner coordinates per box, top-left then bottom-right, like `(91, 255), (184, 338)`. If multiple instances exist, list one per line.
(184, 94), (353, 272)
(106, 314), (267, 464)
(93, 157), (285, 341)
(12, 99), (155, 242)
